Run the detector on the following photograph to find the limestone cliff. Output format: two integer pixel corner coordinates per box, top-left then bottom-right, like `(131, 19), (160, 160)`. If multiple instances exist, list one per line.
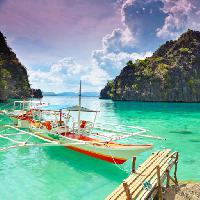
(0, 32), (31, 101)
(100, 29), (200, 102)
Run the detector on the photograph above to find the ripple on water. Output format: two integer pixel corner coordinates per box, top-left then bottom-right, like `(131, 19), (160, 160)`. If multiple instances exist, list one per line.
(170, 130), (194, 135)
(189, 139), (200, 143)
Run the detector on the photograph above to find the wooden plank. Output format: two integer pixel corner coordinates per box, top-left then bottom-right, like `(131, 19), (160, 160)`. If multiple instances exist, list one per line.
(129, 151), (172, 198)
(135, 152), (177, 199)
(106, 150), (170, 200)
(138, 152), (177, 200)
(106, 150), (171, 200)
(128, 150), (171, 184)
(106, 151), (162, 200)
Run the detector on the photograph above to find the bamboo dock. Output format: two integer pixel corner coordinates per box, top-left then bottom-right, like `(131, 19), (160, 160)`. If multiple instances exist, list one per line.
(106, 149), (178, 200)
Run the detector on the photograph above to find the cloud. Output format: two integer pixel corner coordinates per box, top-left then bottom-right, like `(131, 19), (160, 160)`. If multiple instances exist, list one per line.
(102, 28), (136, 54)
(156, 0), (200, 39)
(81, 65), (110, 86)
(91, 0), (157, 78)
(121, 0), (166, 49)
(92, 49), (152, 76)
(51, 58), (83, 75)
(0, 0), (121, 68)
(29, 57), (110, 92)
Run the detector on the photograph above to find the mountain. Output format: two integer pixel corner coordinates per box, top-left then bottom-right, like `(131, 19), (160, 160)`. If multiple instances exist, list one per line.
(81, 92), (99, 97)
(42, 91), (99, 97)
(100, 29), (200, 102)
(58, 92), (78, 96)
(42, 92), (57, 96)
(0, 32), (31, 101)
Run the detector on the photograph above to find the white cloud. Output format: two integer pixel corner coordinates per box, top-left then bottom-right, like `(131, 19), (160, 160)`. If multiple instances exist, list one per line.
(156, 0), (200, 39)
(91, 0), (154, 78)
(92, 49), (152, 76)
(51, 57), (83, 75)
(102, 28), (136, 54)
(81, 65), (110, 86)
(29, 57), (109, 92)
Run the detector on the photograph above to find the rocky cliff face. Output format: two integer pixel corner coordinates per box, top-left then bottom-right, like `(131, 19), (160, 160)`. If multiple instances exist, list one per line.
(0, 32), (31, 101)
(100, 29), (200, 102)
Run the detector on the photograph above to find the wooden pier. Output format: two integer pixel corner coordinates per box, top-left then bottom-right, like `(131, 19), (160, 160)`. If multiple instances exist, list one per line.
(106, 149), (178, 200)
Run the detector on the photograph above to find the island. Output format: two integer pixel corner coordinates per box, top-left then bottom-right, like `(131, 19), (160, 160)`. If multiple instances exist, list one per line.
(100, 29), (200, 102)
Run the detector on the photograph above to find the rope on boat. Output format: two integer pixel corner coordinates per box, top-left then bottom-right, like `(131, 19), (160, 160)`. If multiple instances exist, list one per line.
(107, 147), (130, 174)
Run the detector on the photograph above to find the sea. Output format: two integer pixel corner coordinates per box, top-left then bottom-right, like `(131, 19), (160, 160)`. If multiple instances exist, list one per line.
(0, 96), (199, 200)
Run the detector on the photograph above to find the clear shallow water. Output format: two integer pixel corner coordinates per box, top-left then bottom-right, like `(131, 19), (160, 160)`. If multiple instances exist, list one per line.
(0, 96), (200, 200)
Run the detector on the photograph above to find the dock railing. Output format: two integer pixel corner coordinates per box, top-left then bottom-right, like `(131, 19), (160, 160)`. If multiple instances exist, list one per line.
(106, 149), (178, 200)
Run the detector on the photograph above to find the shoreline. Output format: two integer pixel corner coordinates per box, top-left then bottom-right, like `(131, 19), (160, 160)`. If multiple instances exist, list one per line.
(164, 182), (200, 200)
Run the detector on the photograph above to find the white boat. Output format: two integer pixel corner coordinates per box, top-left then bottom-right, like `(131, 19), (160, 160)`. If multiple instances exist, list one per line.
(4, 100), (48, 126)
(0, 82), (166, 164)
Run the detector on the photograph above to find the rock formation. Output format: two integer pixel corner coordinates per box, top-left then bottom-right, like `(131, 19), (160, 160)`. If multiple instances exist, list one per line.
(0, 32), (39, 101)
(100, 29), (200, 102)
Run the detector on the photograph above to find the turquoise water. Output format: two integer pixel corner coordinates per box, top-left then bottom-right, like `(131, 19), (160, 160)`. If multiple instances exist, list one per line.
(0, 96), (200, 200)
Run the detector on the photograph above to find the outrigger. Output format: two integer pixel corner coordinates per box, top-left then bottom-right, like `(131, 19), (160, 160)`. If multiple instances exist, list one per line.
(0, 82), (166, 164)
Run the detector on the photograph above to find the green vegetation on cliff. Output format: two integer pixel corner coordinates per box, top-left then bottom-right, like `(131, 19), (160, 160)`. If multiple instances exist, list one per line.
(100, 29), (200, 102)
(0, 32), (31, 101)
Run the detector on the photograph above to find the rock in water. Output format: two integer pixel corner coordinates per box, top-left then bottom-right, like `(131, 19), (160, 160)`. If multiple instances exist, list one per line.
(30, 89), (43, 99)
(100, 29), (200, 102)
(0, 32), (31, 101)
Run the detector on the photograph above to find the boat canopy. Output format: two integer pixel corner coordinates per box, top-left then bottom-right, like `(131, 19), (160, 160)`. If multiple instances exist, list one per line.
(35, 104), (70, 111)
(67, 105), (99, 112)
(32, 104), (99, 112)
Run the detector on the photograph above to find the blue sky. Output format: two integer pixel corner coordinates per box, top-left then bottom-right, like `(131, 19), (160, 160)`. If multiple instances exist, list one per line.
(0, 0), (200, 92)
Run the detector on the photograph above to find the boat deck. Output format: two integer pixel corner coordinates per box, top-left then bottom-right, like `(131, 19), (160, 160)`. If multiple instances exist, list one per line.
(60, 132), (152, 149)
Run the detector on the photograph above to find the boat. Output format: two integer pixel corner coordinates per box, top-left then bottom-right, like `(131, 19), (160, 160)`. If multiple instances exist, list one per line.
(26, 104), (152, 164)
(0, 82), (166, 164)
(2, 100), (48, 127)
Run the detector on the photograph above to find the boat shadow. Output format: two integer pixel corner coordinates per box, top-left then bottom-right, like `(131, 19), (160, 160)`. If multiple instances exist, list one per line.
(42, 146), (127, 181)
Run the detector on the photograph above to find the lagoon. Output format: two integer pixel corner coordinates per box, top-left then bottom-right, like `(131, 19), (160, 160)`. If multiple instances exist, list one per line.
(0, 96), (200, 200)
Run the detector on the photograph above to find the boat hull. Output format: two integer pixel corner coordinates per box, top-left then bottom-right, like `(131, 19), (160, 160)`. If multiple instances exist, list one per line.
(34, 132), (152, 164)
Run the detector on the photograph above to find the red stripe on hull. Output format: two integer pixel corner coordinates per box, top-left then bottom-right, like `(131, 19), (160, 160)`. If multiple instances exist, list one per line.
(35, 133), (127, 164)
(66, 146), (126, 164)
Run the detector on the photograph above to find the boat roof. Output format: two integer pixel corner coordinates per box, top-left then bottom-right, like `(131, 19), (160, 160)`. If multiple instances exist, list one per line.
(67, 105), (99, 112)
(36, 104), (69, 111)
(35, 104), (99, 112)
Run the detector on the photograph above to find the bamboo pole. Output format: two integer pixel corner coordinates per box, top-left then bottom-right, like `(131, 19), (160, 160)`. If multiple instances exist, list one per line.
(77, 80), (81, 135)
(174, 152), (178, 185)
(132, 157), (136, 173)
(122, 180), (132, 200)
(165, 169), (170, 188)
(156, 165), (163, 200)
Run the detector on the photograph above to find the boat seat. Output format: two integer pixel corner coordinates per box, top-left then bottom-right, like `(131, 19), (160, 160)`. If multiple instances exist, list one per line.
(72, 120), (93, 134)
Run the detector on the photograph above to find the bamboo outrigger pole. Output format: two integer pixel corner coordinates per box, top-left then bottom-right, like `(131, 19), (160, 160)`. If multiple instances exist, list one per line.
(78, 80), (81, 135)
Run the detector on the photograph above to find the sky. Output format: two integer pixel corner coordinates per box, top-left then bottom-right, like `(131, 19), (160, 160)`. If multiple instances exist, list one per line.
(1, 0), (200, 92)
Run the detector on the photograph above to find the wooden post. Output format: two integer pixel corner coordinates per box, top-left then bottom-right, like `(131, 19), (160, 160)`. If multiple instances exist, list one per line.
(166, 169), (170, 188)
(174, 152), (178, 185)
(132, 156), (136, 173)
(156, 165), (163, 200)
(123, 180), (132, 200)
(59, 109), (62, 126)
